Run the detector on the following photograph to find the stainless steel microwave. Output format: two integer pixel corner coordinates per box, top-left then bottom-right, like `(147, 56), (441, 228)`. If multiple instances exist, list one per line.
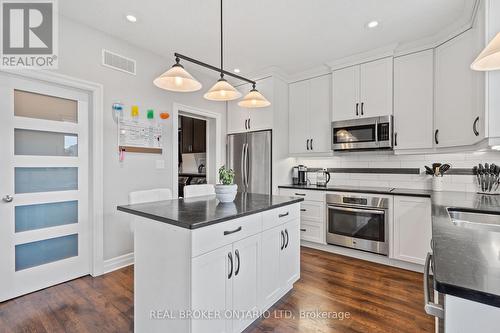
(331, 115), (393, 151)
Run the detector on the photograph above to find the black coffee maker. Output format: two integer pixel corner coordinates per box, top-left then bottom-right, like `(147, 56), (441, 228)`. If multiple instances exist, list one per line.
(292, 165), (308, 185)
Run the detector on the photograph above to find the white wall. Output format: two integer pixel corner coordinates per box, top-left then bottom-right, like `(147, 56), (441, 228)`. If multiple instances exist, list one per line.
(53, 16), (226, 260)
(297, 151), (500, 192)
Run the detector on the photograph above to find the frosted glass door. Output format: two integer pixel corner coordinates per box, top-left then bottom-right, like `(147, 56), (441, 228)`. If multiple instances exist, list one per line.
(0, 74), (90, 302)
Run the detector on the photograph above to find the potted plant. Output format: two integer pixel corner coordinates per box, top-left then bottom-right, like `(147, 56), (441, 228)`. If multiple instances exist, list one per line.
(215, 166), (238, 203)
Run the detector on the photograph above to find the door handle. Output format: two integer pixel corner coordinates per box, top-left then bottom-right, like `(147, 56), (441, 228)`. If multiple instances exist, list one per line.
(245, 143), (250, 188)
(245, 119), (248, 130)
(310, 138), (313, 150)
(360, 102), (364, 116)
(306, 139), (310, 151)
(228, 252), (233, 279)
(300, 228), (307, 232)
(235, 250), (240, 276)
(248, 118), (251, 130)
(2, 195), (13, 203)
(424, 253), (444, 318)
(241, 144), (246, 188)
(394, 132), (398, 147)
(355, 103), (359, 116)
(284, 229), (289, 248)
(300, 208), (307, 212)
(434, 129), (439, 145)
(280, 230), (285, 250)
(473, 116), (480, 137)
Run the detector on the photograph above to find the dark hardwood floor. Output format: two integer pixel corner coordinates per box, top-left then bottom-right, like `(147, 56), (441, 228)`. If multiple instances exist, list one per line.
(0, 247), (433, 333)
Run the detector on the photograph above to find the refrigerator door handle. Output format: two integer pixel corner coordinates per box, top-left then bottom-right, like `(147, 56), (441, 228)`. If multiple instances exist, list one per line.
(424, 252), (444, 319)
(241, 143), (246, 189)
(245, 143), (250, 189)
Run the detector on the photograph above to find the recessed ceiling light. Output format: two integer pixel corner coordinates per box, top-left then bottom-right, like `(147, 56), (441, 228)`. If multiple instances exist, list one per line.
(126, 15), (137, 23)
(367, 21), (379, 29)
(234, 68), (240, 73)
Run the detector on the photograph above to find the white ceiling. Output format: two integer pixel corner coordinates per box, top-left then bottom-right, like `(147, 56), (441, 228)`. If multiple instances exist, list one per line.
(60, 0), (472, 77)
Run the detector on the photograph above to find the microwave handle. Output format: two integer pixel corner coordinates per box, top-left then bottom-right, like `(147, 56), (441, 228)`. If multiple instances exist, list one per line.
(328, 205), (385, 215)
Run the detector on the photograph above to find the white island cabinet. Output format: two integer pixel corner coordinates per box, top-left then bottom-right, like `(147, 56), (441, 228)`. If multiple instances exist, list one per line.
(118, 194), (301, 333)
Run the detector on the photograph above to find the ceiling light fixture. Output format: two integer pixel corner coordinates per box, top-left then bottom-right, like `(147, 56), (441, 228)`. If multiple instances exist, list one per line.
(367, 21), (379, 29)
(153, 0), (270, 107)
(471, 32), (500, 71)
(126, 15), (137, 23)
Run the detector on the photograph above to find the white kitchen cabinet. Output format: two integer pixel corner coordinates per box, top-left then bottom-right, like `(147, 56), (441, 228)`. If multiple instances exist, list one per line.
(332, 58), (392, 121)
(359, 57), (393, 118)
(392, 196), (432, 265)
(260, 218), (300, 310)
(435, 22), (485, 148)
(227, 77), (273, 134)
(192, 244), (233, 333)
(445, 294), (500, 333)
(288, 75), (331, 154)
(231, 234), (261, 333)
(394, 50), (434, 150)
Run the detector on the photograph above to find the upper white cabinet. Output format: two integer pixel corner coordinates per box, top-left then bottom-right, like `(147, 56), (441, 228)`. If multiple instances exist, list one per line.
(288, 74), (331, 154)
(392, 196), (432, 265)
(394, 50), (434, 150)
(227, 77), (274, 134)
(332, 57), (393, 121)
(435, 16), (485, 148)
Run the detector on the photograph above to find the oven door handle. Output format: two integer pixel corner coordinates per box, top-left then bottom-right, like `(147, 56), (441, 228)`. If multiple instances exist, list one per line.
(327, 205), (385, 215)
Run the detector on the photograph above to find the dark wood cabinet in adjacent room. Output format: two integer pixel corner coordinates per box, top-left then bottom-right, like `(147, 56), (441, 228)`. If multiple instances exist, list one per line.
(180, 116), (206, 153)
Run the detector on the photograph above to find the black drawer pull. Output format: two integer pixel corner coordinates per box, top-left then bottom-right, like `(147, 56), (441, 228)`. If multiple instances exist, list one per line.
(294, 193), (306, 196)
(300, 228), (307, 232)
(278, 212), (289, 218)
(224, 226), (242, 236)
(300, 209), (306, 212)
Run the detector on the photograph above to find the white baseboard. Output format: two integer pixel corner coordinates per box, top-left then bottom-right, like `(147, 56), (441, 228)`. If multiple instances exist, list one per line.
(301, 241), (423, 273)
(103, 252), (134, 274)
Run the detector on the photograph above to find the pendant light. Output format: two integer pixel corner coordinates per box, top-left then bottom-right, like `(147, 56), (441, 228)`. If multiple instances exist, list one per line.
(238, 84), (270, 108)
(471, 32), (500, 71)
(204, 0), (241, 102)
(153, 57), (202, 92)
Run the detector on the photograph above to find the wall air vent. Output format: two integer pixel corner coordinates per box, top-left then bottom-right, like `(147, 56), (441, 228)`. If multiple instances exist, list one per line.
(102, 49), (136, 75)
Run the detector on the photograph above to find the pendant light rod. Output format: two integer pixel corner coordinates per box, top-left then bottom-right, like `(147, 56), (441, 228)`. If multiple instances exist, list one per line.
(174, 52), (256, 85)
(220, 0), (223, 75)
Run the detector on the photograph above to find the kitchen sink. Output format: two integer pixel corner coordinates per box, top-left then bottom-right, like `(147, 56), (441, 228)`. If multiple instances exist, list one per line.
(448, 208), (500, 232)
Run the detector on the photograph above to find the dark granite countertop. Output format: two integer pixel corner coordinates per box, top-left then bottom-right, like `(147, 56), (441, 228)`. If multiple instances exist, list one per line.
(431, 192), (500, 307)
(278, 184), (432, 197)
(117, 193), (303, 230)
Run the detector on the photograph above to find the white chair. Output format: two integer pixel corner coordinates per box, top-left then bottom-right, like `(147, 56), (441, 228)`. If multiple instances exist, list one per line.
(183, 184), (215, 198)
(128, 188), (172, 205)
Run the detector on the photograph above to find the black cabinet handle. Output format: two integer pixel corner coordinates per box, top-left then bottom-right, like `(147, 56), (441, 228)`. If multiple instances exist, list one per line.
(306, 139), (310, 150)
(355, 103), (359, 116)
(280, 230), (285, 250)
(361, 102), (364, 116)
(228, 252), (233, 279)
(294, 193), (306, 196)
(248, 118), (251, 130)
(224, 226), (242, 236)
(234, 250), (240, 276)
(473, 116), (480, 137)
(285, 229), (289, 248)
(434, 129), (439, 145)
(300, 228), (307, 232)
(279, 212), (289, 218)
(244, 119), (247, 130)
(310, 138), (313, 150)
(394, 132), (398, 147)
(300, 208), (306, 212)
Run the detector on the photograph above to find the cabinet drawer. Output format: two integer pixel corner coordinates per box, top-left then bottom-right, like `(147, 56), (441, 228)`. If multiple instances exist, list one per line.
(300, 201), (324, 221)
(279, 188), (325, 202)
(262, 203), (300, 231)
(191, 214), (262, 257)
(300, 222), (324, 243)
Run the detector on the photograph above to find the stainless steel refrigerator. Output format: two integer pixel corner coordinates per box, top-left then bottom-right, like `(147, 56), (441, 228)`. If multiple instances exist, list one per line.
(227, 130), (272, 195)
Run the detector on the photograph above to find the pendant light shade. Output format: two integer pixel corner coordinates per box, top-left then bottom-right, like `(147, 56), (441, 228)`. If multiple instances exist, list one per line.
(238, 87), (271, 108)
(203, 77), (242, 101)
(471, 32), (500, 71)
(153, 62), (202, 92)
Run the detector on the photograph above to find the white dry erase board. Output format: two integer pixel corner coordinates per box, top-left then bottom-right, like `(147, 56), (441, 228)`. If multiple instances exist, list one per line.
(118, 118), (163, 154)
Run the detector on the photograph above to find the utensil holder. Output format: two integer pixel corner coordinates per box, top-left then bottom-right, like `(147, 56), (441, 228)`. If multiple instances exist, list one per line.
(432, 176), (444, 191)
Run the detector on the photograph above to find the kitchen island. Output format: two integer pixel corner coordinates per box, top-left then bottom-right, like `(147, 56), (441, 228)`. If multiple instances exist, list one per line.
(117, 193), (303, 333)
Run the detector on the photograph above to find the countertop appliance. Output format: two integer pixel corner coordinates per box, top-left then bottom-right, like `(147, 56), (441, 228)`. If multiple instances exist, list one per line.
(326, 192), (389, 255)
(298, 165), (307, 185)
(316, 168), (330, 187)
(227, 130), (272, 194)
(331, 115), (393, 151)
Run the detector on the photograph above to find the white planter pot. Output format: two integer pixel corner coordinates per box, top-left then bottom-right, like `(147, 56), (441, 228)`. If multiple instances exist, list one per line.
(215, 184), (238, 203)
(432, 176), (444, 191)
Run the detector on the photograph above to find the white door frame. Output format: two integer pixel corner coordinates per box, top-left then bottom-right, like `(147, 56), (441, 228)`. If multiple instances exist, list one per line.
(172, 103), (222, 198)
(0, 69), (105, 276)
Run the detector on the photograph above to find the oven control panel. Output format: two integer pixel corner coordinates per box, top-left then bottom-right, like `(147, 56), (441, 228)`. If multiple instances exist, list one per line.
(342, 197), (367, 205)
